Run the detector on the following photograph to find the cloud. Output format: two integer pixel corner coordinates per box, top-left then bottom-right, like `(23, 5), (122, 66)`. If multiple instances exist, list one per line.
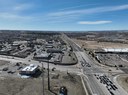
(13, 3), (34, 11)
(48, 4), (128, 17)
(45, 4), (128, 23)
(0, 12), (33, 20)
(59, 4), (98, 11)
(78, 21), (112, 25)
(0, 1), (34, 21)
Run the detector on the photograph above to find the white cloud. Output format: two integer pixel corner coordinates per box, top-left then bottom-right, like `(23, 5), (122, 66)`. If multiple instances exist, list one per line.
(13, 3), (34, 11)
(78, 21), (112, 25)
(0, 1), (34, 21)
(45, 4), (128, 23)
(59, 4), (98, 11)
(0, 12), (33, 20)
(48, 4), (128, 17)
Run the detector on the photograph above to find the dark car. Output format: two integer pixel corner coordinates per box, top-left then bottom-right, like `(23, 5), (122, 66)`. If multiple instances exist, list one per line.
(2, 67), (8, 71)
(7, 71), (15, 74)
(59, 86), (67, 95)
(81, 61), (85, 67)
(17, 66), (23, 70)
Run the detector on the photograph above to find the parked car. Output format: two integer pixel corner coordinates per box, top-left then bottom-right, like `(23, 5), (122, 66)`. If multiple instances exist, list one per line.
(7, 71), (15, 74)
(2, 67), (8, 71)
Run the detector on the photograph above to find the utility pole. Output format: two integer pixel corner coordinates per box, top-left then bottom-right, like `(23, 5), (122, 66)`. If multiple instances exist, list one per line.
(42, 62), (45, 95)
(47, 58), (57, 95)
(48, 60), (50, 90)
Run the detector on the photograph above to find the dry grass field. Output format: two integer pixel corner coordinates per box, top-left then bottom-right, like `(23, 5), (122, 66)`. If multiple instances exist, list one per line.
(73, 39), (128, 49)
(0, 71), (85, 95)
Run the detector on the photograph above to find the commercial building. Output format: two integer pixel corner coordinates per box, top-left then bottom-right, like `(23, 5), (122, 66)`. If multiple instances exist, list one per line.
(45, 44), (54, 48)
(19, 64), (39, 75)
(0, 48), (12, 55)
(13, 41), (28, 46)
(34, 52), (51, 59)
(103, 48), (128, 53)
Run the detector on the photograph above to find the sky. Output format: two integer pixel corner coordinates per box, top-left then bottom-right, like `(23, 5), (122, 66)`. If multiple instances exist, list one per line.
(0, 0), (128, 31)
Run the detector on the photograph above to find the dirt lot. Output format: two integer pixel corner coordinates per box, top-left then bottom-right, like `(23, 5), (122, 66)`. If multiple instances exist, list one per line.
(61, 52), (77, 65)
(117, 74), (128, 93)
(0, 60), (9, 66)
(0, 77), (43, 95)
(0, 70), (85, 95)
(73, 39), (128, 49)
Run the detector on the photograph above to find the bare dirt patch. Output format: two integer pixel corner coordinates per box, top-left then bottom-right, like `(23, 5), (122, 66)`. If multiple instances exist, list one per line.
(0, 77), (43, 95)
(0, 60), (9, 66)
(73, 39), (128, 49)
(117, 74), (128, 93)
(0, 70), (85, 95)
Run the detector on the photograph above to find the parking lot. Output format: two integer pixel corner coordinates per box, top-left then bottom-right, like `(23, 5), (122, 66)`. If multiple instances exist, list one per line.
(0, 61), (28, 78)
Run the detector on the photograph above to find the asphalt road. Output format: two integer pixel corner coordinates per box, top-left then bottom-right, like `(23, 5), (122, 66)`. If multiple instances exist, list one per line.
(62, 34), (107, 95)
(62, 33), (127, 95)
(78, 52), (108, 95)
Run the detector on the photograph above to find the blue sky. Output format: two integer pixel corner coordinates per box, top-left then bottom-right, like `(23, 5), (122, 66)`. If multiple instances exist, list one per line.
(0, 0), (128, 31)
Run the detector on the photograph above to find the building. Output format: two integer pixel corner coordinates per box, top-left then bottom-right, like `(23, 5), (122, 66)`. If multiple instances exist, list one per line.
(0, 48), (12, 55)
(103, 48), (128, 53)
(35, 39), (46, 45)
(19, 64), (39, 75)
(13, 41), (28, 46)
(34, 52), (51, 59)
(48, 40), (54, 44)
(47, 49), (63, 53)
(45, 44), (54, 48)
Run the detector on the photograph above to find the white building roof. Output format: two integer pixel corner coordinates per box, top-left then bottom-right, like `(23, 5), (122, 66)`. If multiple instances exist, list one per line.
(13, 41), (27, 45)
(36, 52), (50, 58)
(21, 64), (38, 72)
(103, 48), (128, 52)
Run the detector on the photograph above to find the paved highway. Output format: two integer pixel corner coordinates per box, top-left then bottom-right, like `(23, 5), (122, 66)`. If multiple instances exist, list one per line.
(62, 33), (128, 95)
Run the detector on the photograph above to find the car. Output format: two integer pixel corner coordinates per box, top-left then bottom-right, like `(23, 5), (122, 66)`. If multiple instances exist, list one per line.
(59, 86), (67, 95)
(106, 85), (112, 90)
(17, 66), (23, 70)
(81, 63), (85, 67)
(2, 67), (8, 71)
(7, 71), (15, 74)
(109, 91), (114, 95)
(80, 61), (85, 67)
(52, 67), (56, 71)
(113, 85), (118, 89)
(87, 64), (91, 67)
